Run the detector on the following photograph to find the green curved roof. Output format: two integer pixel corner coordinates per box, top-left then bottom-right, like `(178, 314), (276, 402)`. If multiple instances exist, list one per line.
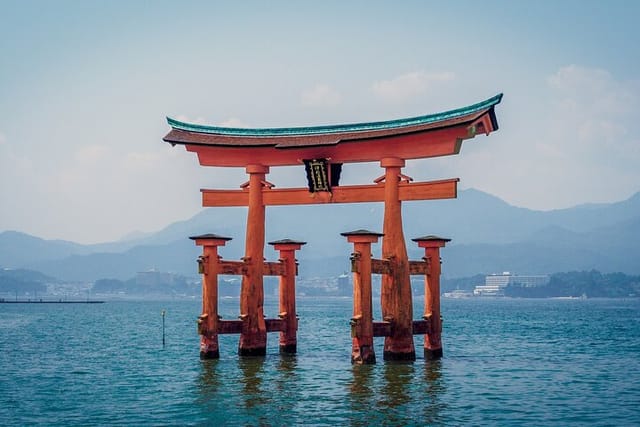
(167, 93), (502, 137)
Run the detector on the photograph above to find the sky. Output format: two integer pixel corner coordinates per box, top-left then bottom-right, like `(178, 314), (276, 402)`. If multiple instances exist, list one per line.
(1, 1), (639, 244)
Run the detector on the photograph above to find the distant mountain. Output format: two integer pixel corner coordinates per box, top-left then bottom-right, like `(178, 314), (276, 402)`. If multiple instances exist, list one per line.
(29, 240), (201, 282)
(435, 216), (640, 277)
(0, 231), (92, 266)
(1, 188), (638, 281)
(105, 188), (640, 257)
(0, 267), (56, 294)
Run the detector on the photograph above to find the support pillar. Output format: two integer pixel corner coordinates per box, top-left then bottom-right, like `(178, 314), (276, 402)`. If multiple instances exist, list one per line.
(268, 239), (306, 354)
(380, 157), (415, 361)
(341, 229), (383, 364)
(239, 164), (269, 356)
(190, 233), (233, 359)
(412, 235), (451, 359)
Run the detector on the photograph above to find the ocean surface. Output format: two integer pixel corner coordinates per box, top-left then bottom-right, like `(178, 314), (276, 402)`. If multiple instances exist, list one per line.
(1, 297), (638, 426)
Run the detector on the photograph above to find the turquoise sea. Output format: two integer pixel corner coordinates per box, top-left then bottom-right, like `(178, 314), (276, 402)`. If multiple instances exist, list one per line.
(1, 297), (638, 426)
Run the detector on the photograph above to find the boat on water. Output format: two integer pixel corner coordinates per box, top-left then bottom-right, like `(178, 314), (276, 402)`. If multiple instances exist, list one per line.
(443, 289), (473, 298)
(551, 293), (588, 300)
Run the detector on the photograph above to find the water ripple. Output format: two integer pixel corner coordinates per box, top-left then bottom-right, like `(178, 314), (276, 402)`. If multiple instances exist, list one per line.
(0, 298), (638, 426)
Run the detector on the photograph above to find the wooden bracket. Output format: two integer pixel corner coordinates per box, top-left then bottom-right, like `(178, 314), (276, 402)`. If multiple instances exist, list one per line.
(399, 173), (413, 183)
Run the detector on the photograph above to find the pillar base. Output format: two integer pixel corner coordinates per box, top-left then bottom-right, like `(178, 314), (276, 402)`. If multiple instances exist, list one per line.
(200, 335), (219, 359)
(424, 348), (443, 360)
(352, 345), (376, 364)
(383, 350), (416, 362)
(238, 346), (267, 357)
(279, 344), (297, 354)
(200, 349), (220, 359)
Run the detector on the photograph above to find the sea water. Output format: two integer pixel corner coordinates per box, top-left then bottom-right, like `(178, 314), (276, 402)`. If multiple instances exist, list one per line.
(1, 297), (638, 426)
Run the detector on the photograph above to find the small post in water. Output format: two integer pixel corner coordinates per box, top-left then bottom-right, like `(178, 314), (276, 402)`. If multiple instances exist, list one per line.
(161, 309), (166, 347)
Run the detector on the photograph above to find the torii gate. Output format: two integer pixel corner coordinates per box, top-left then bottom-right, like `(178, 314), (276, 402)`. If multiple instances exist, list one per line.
(164, 94), (502, 361)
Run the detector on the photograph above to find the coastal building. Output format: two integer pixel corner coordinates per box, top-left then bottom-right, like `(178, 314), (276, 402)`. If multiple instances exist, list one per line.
(473, 272), (549, 296)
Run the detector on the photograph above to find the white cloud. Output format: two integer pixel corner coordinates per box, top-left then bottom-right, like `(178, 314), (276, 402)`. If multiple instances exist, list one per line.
(498, 65), (640, 209)
(301, 84), (342, 107)
(219, 117), (246, 127)
(175, 115), (210, 125)
(546, 65), (638, 156)
(0, 134), (33, 177)
(74, 144), (110, 164)
(547, 65), (636, 118)
(397, 65), (640, 211)
(371, 71), (455, 102)
(173, 115), (247, 128)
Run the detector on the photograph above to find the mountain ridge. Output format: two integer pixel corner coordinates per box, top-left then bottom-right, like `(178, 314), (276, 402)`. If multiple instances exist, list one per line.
(1, 188), (638, 280)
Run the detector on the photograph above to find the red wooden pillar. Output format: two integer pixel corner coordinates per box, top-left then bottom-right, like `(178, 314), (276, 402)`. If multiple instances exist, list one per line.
(268, 239), (306, 354)
(341, 229), (383, 364)
(190, 233), (232, 359)
(380, 157), (415, 361)
(239, 164), (269, 356)
(412, 235), (451, 359)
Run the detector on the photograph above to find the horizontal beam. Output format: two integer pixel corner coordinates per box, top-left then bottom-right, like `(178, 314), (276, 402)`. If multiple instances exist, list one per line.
(373, 321), (392, 337)
(371, 259), (391, 275)
(265, 318), (286, 332)
(364, 259), (430, 276)
(217, 318), (286, 334)
(216, 260), (286, 276)
(182, 123), (484, 167)
(202, 178), (458, 207)
(372, 320), (432, 336)
(217, 320), (242, 334)
(408, 260), (429, 275)
(264, 262), (286, 276)
(218, 260), (247, 275)
(412, 320), (431, 335)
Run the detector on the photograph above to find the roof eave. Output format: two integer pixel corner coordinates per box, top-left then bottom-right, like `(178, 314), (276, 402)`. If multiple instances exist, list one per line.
(164, 93), (503, 139)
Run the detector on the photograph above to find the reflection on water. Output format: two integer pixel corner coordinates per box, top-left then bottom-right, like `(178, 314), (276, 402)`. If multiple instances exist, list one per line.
(381, 362), (414, 408)
(4, 299), (636, 425)
(349, 364), (375, 401)
(197, 359), (221, 401)
(238, 356), (269, 410)
(422, 360), (446, 425)
(274, 355), (300, 414)
(347, 360), (446, 426)
(378, 362), (415, 426)
(348, 364), (375, 427)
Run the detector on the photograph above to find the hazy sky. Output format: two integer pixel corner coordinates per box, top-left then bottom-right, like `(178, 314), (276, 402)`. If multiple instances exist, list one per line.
(1, 1), (639, 244)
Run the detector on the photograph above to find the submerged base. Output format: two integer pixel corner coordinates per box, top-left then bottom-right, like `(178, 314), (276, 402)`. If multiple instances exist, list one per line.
(383, 350), (416, 362)
(424, 348), (443, 360)
(279, 344), (297, 354)
(352, 345), (376, 364)
(200, 349), (220, 359)
(238, 346), (267, 357)
(351, 354), (376, 365)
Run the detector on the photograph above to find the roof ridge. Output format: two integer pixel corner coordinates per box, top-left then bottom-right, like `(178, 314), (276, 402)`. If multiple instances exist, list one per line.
(166, 93), (503, 137)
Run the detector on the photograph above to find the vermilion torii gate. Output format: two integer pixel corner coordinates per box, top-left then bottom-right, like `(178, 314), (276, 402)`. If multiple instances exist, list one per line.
(164, 94), (502, 361)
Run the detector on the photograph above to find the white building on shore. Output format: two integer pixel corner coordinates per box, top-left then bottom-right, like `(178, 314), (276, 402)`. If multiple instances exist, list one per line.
(473, 272), (549, 296)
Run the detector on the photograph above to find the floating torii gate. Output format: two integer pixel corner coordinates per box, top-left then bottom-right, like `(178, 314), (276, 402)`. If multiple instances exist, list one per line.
(164, 94), (502, 362)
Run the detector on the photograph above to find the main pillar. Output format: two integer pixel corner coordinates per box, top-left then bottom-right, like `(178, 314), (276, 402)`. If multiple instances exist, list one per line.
(268, 239), (306, 354)
(239, 164), (269, 356)
(380, 157), (415, 361)
(190, 233), (232, 359)
(412, 235), (450, 359)
(342, 229), (382, 364)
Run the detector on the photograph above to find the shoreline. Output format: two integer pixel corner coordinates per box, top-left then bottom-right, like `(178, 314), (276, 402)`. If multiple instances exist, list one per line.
(0, 299), (105, 304)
